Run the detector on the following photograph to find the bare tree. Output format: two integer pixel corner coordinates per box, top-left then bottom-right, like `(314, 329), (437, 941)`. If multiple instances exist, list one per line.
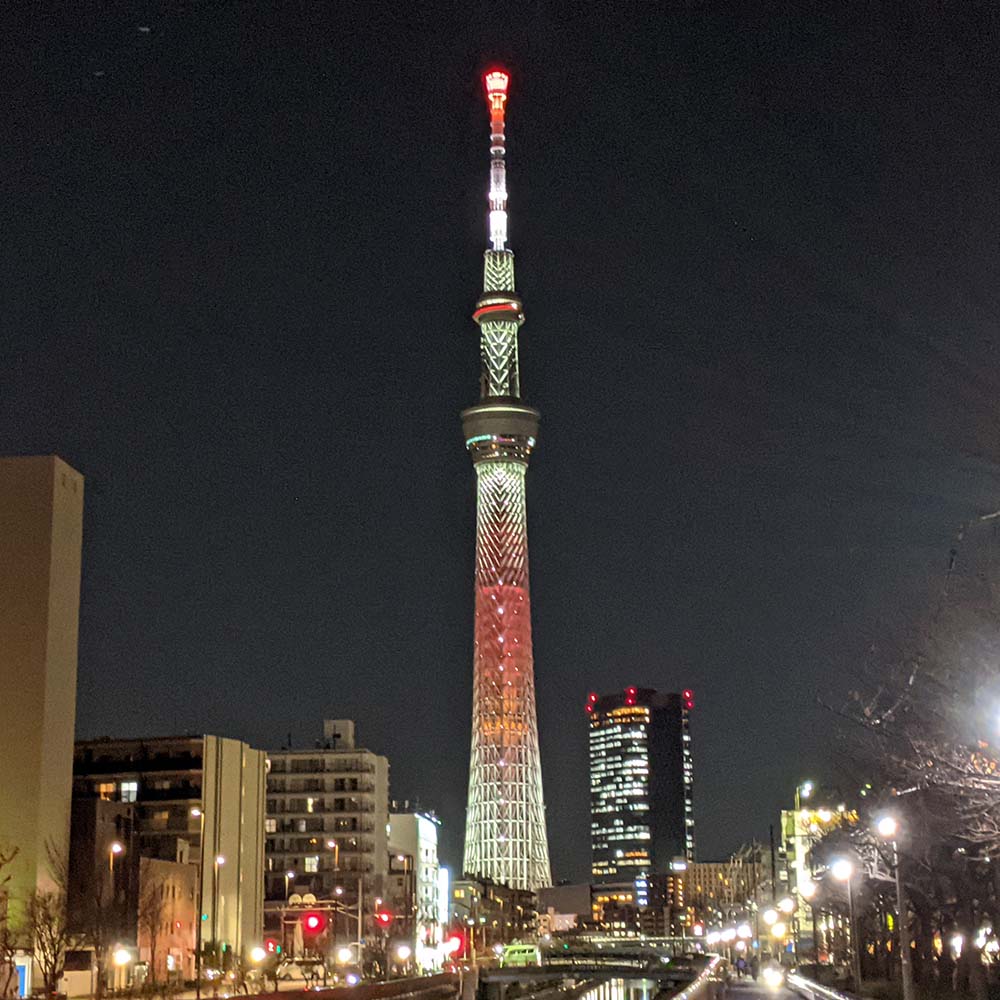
(26, 892), (70, 998)
(137, 864), (166, 985)
(0, 848), (22, 1000)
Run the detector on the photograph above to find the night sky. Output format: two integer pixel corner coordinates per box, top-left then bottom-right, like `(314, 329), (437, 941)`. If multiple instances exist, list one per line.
(6, 4), (1000, 881)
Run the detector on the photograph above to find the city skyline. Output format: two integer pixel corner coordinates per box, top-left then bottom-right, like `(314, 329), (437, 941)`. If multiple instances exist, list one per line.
(5, 6), (1000, 884)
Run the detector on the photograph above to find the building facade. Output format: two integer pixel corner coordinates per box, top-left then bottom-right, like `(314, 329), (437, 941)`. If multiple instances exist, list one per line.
(137, 857), (199, 982)
(450, 877), (535, 955)
(388, 810), (442, 966)
(72, 734), (266, 965)
(461, 70), (551, 892)
(264, 721), (389, 911)
(0, 456), (84, 914)
(589, 688), (695, 883)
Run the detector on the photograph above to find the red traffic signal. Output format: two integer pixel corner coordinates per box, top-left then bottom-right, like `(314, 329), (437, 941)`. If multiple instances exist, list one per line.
(442, 931), (464, 956)
(374, 910), (393, 927)
(264, 938), (280, 954)
(301, 911), (327, 935)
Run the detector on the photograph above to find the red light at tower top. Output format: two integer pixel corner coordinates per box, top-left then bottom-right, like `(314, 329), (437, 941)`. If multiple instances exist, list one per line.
(484, 70), (510, 96)
(484, 70), (510, 119)
(683, 689), (694, 709)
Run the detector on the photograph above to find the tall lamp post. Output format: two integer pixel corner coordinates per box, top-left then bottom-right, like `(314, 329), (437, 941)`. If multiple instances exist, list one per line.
(191, 807), (205, 1000)
(876, 816), (916, 1000)
(832, 858), (862, 991)
(212, 855), (226, 972)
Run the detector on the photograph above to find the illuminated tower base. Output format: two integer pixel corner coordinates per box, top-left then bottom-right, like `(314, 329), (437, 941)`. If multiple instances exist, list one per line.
(462, 71), (551, 891)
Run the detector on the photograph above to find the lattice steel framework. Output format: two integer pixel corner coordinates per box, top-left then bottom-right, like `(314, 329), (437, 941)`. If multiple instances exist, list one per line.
(461, 70), (551, 890)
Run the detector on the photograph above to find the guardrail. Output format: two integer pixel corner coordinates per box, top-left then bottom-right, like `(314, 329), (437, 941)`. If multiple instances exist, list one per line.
(671, 956), (726, 1000)
(787, 972), (857, 1000)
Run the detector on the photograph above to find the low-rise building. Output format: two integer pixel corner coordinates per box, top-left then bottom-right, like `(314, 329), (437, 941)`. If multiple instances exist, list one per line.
(137, 857), (198, 982)
(451, 877), (535, 955)
(388, 808), (442, 965)
(73, 734), (266, 970)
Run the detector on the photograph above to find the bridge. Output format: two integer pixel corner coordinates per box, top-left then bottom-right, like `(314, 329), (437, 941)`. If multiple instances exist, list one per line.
(476, 948), (727, 1000)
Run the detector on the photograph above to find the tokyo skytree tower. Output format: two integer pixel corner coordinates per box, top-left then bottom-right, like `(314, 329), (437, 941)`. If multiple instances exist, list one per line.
(461, 69), (551, 891)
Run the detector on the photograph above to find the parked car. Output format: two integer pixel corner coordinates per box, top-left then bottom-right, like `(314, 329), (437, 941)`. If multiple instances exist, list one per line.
(277, 959), (327, 982)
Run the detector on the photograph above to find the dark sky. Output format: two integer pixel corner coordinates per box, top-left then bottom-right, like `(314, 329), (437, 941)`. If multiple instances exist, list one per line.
(6, 3), (1000, 881)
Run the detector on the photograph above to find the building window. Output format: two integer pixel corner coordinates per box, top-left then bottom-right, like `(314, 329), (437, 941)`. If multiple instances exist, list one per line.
(120, 781), (138, 803)
(97, 783), (115, 801)
(265, 819), (276, 834)
(304, 856), (319, 873)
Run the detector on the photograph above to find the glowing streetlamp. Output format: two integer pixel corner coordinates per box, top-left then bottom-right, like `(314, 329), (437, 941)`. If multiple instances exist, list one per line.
(778, 897), (795, 914)
(337, 946), (353, 965)
(395, 944), (412, 962)
(250, 947), (267, 964)
(284, 870), (296, 897)
(832, 858), (862, 990)
(113, 947), (132, 968)
(771, 921), (787, 939)
(876, 816), (915, 1000)
(762, 908), (778, 926)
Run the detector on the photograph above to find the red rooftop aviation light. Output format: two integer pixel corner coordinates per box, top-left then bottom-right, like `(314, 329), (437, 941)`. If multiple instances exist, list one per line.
(683, 689), (694, 709)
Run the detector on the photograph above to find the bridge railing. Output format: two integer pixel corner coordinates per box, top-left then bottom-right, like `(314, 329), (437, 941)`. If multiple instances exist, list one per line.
(671, 955), (727, 1000)
(787, 972), (857, 1000)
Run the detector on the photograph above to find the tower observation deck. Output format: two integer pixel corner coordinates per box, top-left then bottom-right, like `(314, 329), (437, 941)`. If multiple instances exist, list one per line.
(461, 69), (551, 891)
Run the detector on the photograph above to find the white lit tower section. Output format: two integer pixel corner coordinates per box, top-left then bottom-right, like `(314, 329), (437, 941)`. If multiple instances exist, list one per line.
(461, 69), (551, 891)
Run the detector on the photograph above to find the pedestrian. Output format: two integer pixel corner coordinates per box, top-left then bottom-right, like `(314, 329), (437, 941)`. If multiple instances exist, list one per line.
(750, 954), (760, 981)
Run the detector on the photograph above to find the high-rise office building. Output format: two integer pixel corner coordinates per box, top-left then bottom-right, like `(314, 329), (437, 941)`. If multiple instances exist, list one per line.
(588, 687), (695, 883)
(0, 456), (84, 913)
(461, 69), (550, 891)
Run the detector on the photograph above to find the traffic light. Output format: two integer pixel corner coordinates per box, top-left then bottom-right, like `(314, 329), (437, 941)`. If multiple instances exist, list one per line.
(374, 910), (393, 928)
(301, 911), (327, 935)
(264, 938), (281, 955)
(442, 931), (464, 956)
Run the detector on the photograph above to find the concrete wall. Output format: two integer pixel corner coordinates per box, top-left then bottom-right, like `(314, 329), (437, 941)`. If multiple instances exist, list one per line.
(0, 456), (84, 912)
(201, 736), (266, 959)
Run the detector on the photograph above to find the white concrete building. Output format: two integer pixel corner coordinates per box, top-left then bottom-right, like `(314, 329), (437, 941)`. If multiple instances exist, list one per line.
(388, 809), (442, 969)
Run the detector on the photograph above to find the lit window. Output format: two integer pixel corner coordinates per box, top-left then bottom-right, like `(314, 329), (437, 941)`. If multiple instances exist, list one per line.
(97, 783), (115, 801)
(120, 781), (138, 803)
(265, 819), (276, 833)
(304, 856), (319, 873)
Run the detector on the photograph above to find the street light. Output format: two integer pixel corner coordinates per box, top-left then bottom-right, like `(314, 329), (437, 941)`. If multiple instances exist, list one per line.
(778, 897), (795, 914)
(249, 947), (267, 964)
(211, 855), (226, 975)
(762, 908), (778, 926)
(284, 870), (296, 898)
(831, 858), (862, 991)
(327, 839), (340, 869)
(190, 806), (206, 1000)
(395, 944), (412, 962)
(876, 816), (916, 1000)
